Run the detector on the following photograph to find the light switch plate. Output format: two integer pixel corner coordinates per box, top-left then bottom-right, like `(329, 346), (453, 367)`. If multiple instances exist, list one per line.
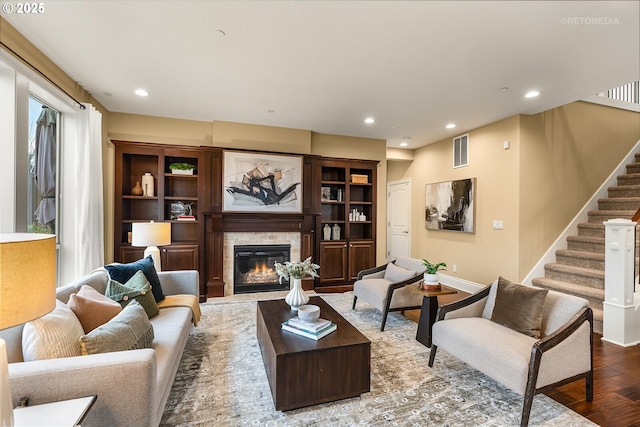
(493, 220), (504, 230)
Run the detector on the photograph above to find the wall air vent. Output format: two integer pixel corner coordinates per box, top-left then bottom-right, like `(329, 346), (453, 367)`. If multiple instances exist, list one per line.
(453, 134), (469, 168)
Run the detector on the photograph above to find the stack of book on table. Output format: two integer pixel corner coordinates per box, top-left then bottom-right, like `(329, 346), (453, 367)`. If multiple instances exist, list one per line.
(281, 316), (337, 340)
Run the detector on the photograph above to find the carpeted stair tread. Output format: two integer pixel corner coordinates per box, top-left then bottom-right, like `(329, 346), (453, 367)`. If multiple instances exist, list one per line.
(587, 210), (635, 223)
(543, 263), (604, 288)
(555, 249), (604, 270)
(566, 235), (605, 253)
(616, 174), (640, 185)
(597, 197), (640, 210)
(577, 223), (605, 238)
(532, 277), (604, 302)
(608, 184), (640, 197)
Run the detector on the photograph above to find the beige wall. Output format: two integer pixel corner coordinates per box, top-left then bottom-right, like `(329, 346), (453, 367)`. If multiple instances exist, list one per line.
(519, 101), (640, 278)
(389, 102), (640, 285)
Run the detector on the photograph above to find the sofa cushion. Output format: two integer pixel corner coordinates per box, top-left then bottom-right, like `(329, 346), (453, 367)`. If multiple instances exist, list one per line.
(80, 300), (154, 355)
(22, 300), (84, 361)
(384, 262), (416, 283)
(68, 285), (123, 333)
(106, 270), (159, 319)
(105, 255), (165, 302)
(491, 276), (548, 338)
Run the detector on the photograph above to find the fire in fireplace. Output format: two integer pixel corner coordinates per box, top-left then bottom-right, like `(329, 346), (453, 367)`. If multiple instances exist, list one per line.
(234, 244), (291, 294)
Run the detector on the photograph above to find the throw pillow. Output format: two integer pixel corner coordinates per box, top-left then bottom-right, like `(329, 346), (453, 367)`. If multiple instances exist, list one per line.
(490, 276), (549, 339)
(79, 300), (155, 355)
(105, 255), (165, 302)
(68, 285), (123, 333)
(384, 262), (417, 283)
(105, 270), (159, 319)
(22, 300), (84, 361)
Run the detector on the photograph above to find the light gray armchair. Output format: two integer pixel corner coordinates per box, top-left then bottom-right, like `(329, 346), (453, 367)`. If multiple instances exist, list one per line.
(352, 257), (426, 330)
(428, 277), (593, 427)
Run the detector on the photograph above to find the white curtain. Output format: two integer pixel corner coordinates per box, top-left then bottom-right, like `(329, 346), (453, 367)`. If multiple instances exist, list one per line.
(74, 103), (104, 276)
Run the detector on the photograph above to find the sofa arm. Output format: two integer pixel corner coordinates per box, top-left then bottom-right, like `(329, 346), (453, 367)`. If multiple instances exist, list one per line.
(158, 270), (199, 297)
(435, 285), (491, 321)
(9, 349), (157, 427)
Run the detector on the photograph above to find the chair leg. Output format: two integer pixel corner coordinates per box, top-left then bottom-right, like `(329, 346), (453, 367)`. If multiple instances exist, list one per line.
(352, 295), (357, 309)
(428, 345), (438, 367)
(520, 390), (534, 427)
(380, 311), (388, 331)
(586, 371), (594, 401)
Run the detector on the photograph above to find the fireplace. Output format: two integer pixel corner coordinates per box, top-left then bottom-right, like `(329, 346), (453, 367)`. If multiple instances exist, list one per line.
(234, 244), (291, 294)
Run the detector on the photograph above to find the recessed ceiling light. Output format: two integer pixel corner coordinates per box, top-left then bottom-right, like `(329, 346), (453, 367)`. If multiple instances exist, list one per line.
(525, 90), (540, 98)
(214, 29), (226, 37)
(364, 117), (375, 125)
(399, 142), (408, 147)
(400, 137), (411, 147)
(134, 89), (149, 97)
(446, 123), (456, 129)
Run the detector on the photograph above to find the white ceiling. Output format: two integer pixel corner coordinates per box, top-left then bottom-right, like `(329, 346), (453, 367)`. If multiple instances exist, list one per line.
(3, 1), (639, 149)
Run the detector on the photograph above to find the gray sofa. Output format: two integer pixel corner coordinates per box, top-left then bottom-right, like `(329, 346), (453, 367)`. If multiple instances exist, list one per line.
(1, 268), (199, 427)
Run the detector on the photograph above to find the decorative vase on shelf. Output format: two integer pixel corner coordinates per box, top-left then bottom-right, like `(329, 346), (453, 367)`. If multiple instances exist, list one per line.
(285, 278), (309, 311)
(131, 181), (143, 196)
(332, 224), (341, 240)
(141, 172), (154, 197)
(323, 224), (331, 240)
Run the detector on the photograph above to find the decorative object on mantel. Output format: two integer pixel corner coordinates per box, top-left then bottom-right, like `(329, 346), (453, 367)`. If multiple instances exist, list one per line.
(169, 163), (195, 175)
(141, 172), (154, 197)
(323, 224), (331, 240)
(274, 257), (320, 311)
(421, 259), (446, 289)
(131, 181), (143, 196)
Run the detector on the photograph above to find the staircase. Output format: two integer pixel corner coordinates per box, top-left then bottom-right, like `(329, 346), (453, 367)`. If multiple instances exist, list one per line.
(532, 153), (640, 334)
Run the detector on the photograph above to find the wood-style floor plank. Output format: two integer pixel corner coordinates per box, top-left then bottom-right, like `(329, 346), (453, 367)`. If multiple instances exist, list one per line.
(401, 290), (640, 427)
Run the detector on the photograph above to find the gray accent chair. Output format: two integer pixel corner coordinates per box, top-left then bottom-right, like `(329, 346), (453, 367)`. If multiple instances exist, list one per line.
(352, 257), (426, 331)
(428, 280), (593, 427)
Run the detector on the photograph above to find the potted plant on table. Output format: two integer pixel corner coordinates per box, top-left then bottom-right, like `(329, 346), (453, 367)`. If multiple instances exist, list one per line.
(422, 259), (446, 290)
(274, 257), (320, 311)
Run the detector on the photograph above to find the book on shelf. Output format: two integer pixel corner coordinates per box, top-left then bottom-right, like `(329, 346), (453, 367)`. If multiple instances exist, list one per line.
(281, 319), (337, 341)
(176, 215), (196, 221)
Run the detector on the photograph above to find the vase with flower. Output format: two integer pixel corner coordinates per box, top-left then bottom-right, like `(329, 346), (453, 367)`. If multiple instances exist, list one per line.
(274, 257), (320, 311)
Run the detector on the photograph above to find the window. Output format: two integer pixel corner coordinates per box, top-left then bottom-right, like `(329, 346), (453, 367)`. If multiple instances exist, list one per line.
(453, 134), (469, 168)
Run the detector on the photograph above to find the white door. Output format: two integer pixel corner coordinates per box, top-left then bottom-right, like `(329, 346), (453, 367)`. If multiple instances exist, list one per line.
(387, 179), (411, 260)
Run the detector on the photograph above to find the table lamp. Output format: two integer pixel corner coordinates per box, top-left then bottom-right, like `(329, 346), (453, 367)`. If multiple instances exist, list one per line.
(0, 233), (57, 426)
(131, 221), (171, 272)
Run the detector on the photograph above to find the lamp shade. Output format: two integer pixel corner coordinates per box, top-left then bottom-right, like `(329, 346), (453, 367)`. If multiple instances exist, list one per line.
(131, 221), (171, 247)
(0, 233), (57, 330)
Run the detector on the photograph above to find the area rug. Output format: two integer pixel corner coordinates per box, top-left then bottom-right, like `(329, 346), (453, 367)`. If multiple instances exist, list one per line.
(160, 292), (595, 426)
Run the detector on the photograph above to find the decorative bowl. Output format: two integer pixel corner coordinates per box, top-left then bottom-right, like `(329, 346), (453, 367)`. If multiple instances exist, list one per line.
(297, 304), (320, 322)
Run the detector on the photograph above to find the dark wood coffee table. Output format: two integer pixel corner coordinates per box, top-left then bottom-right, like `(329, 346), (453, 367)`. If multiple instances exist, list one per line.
(256, 296), (371, 411)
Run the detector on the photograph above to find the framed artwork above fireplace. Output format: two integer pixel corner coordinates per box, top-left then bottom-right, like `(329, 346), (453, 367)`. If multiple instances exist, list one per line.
(223, 150), (303, 213)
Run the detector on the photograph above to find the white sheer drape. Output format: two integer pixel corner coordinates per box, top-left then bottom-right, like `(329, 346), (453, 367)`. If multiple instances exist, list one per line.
(74, 103), (104, 275)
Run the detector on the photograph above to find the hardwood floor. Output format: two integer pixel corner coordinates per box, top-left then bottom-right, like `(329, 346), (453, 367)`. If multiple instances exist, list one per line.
(402, 291), (640, 427)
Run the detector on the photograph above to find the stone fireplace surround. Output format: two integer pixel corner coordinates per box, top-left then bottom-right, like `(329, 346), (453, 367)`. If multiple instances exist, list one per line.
(224, 232), (301, 296)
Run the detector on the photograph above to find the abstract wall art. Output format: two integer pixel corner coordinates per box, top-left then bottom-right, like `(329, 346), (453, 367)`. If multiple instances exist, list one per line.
(223, 151), (302, 213)
(425, 178), (476, 233)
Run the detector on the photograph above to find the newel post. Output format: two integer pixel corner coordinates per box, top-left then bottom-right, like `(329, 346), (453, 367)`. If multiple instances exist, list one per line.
(602, 219), (640, 346)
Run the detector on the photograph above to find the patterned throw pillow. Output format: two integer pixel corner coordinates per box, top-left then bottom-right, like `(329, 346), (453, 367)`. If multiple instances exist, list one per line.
(106, 270), (159, 319)
(105, 255), (165, 302)
(79, 300), (155, 355)
(67, 285), (123, 333)
(22, 300), (84, 361)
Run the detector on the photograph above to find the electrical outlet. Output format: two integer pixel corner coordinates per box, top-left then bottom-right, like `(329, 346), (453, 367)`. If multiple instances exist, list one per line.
(452, 264), (457, 273)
